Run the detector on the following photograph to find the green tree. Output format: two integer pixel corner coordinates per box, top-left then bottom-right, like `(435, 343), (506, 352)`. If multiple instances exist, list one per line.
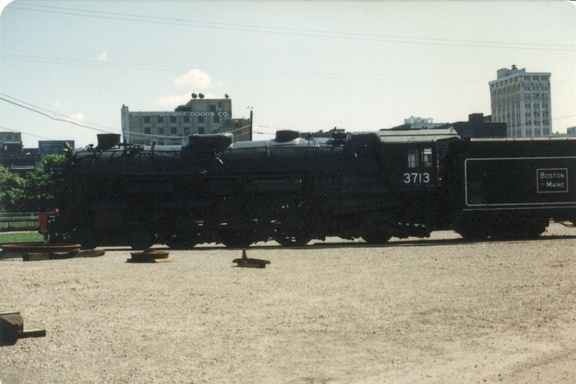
(0, 165), (25, 212)
(0, 155), (67, 213)
(21, 154), (67, 212)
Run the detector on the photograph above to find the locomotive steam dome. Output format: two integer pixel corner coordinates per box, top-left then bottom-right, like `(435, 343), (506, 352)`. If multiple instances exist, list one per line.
(187, 133), (234, 151)
(274, 130), (300, 143)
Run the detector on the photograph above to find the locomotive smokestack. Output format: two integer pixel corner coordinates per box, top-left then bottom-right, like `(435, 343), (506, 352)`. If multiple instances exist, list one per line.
(95, 133), (121, 151)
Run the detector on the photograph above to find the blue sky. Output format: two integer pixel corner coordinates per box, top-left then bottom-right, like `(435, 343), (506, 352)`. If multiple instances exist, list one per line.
(1, 0), (575, 147)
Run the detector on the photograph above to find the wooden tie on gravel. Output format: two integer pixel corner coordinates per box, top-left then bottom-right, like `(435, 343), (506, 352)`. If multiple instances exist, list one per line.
(128, 249), (172, 263)
(0, 312), (46, 346)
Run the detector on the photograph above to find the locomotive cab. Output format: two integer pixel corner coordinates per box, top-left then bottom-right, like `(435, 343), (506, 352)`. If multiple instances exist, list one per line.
(368, 130), (459, 238)
(377, 129), (458, 193)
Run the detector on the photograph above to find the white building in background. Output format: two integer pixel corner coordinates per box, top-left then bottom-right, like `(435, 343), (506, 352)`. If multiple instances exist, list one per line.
(390, 116), (448, 130)
(489, 65), (552, 137)
(121, 94), (252, 145)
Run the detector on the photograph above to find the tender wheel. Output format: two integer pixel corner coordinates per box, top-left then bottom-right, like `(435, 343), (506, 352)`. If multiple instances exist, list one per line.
(528, 218), (548, 238)
(361, 232), (392, 244)
(457, 225), (488, 240)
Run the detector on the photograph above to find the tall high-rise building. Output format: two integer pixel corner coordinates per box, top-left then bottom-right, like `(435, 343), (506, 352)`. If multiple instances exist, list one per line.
(489, 65), (552, 137)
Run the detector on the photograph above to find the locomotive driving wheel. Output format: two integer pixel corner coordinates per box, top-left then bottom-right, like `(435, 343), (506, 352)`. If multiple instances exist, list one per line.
(164, 216), (200, 249)
(271, 200), (313, 247)
(128, 227), (155, 250)
(272, 229), (312, 247)
(216, 201), (267, 248)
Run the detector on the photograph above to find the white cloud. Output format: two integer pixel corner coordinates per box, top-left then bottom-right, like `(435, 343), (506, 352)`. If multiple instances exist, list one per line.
(53, 100), (71, 108)
(97, 52), (108, 62)
(66, 112), (85, 123)
(174, 68), (211, 88)
(157, 93), (193, 108)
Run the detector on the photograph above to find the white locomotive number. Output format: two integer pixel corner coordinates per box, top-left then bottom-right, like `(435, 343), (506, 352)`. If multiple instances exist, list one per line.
(403, 172), (431, 184)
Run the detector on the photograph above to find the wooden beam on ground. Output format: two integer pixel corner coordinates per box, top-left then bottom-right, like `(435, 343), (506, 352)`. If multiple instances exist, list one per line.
(0, 312), (46, 346)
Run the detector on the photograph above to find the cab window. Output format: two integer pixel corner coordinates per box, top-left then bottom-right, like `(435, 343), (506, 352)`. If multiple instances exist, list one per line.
(408, 148), (419, 168)
(407, 147), (433, 168)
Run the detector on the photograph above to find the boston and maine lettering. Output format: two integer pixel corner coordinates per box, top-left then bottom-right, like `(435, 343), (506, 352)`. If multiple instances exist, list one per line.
(538, 168), (569, 193)
(540, 171), (565, 179)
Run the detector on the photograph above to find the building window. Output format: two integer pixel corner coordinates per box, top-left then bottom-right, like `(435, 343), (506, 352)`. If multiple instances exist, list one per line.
(184, 116), (190, 123)
(170, 116), (177, 123)
(198, 127), (205, 134)
(144, 127), (151, 134)
(171, 126), (177, 135)
(198, 116), (205, 123)
(158, 127), (164, 135)
(144, 116), (151, 123)
(157, 116), (164, 123)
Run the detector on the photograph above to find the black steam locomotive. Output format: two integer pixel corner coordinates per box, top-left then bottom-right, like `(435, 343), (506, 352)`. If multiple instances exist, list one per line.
(49, 129), (576, 249)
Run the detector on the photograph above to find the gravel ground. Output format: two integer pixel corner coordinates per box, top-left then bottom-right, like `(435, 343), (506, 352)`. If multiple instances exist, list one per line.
(1, 223), (576, 384)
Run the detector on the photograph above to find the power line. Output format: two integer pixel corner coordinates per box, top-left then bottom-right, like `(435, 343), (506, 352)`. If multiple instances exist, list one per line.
(7, 2), (576, 52)
(0, 53), (181, 73)
(0, 52), (494, 83)
(0, 93), (117, 132)
(0, 94), (117, 134)
(553, 113), (576, 121)
(0, 125), (54, 141)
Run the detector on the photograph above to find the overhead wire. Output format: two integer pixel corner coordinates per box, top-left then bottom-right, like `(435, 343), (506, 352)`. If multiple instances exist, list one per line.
(0, 94), (118, 134)
(6, 2), (576, 52)
(0, 125), (54, 141)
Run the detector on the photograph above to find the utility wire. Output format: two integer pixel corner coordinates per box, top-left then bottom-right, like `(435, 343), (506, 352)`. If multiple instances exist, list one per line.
(0, 125), (54, 141)
(0, 94), (118, 134)
(7, 2), (576, 52)
(0, 93), (116, 132)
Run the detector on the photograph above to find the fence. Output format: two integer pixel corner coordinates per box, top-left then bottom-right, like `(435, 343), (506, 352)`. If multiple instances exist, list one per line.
(0, 212), (42, 232)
